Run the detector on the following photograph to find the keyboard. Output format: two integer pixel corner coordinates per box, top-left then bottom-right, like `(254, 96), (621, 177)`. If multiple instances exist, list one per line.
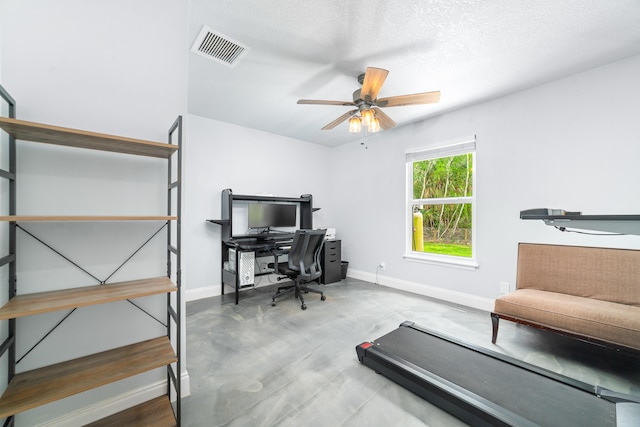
(231, 237), (292, 251)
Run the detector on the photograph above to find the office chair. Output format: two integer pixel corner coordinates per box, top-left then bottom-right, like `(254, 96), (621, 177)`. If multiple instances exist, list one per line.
(272, 229), (327, 310)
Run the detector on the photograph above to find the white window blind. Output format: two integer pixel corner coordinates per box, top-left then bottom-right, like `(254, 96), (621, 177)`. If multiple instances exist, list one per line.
(405, 136), (476, 162)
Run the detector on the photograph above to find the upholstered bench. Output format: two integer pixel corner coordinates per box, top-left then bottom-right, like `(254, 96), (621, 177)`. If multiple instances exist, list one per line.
(491, 243), (640, 352)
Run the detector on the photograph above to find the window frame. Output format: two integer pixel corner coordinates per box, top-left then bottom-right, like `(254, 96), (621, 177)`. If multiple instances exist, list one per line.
(404, 137), (478, 269)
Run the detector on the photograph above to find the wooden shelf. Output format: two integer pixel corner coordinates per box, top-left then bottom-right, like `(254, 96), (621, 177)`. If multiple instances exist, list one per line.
(0, 215), (177, 222)
(84, 395), (176, 427)
(0, 336), (177, 418)
(0, 117), (178, 159)
(0, 276), (177, 320)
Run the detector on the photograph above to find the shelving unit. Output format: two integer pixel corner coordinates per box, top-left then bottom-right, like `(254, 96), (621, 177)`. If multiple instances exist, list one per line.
(0, 85), (182, 426)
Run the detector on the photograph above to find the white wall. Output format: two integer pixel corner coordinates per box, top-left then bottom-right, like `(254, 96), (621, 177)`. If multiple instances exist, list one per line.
(184, 114), (334, 300)
(331, 54), (640, 307)
(183, 54), (640, 311)
(0, 1), (188, 425)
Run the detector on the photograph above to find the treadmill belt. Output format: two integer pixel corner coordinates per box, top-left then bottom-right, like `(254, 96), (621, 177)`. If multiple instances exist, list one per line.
(356, 321), (639, 427)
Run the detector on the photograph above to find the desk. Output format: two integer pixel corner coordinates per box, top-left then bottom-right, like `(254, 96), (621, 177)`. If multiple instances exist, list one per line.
(208, 189), (319, 304)
(222, 235), (293, 304)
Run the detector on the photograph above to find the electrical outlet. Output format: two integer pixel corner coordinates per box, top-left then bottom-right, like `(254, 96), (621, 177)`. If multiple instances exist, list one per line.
(379, 261), (386, 270)
(500, 281), (509, 294)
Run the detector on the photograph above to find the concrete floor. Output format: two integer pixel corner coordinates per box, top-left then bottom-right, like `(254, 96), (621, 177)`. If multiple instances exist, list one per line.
(182, 278), (639, 426)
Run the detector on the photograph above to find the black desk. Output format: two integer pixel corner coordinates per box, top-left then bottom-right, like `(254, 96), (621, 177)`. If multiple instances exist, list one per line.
(222, 234), (293, 304)
(208, 189), (319, 304)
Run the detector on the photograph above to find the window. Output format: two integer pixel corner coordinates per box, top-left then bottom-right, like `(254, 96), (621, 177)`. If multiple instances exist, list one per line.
(405, 137), (476, 267)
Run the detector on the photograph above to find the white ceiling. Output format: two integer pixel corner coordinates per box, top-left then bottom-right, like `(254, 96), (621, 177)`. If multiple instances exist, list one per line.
(188, 0), (640, 147)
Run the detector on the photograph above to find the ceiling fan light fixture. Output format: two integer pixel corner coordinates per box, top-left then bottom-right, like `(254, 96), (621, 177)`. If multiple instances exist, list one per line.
(298, 67), (440, 135)
(368, 117), (381, 133)
(361, 108), (374, 126)
(349, 116), (362, 133)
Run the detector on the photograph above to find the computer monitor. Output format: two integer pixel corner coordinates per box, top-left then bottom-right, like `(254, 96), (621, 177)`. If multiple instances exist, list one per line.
(248, 203), (297, 229)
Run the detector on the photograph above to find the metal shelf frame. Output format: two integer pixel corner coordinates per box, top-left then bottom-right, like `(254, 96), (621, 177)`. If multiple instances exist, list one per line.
(0, 83), (182, 426)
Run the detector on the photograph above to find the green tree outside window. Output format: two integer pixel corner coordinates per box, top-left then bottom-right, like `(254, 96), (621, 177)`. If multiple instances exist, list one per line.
(412, 153), (473, 257)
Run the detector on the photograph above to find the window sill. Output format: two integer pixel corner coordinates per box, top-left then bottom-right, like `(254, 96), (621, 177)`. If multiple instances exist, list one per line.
(403, 253), (479, 270)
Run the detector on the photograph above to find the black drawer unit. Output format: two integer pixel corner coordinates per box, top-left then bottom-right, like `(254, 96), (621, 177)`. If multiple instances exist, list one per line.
(320, 239), (341, 284)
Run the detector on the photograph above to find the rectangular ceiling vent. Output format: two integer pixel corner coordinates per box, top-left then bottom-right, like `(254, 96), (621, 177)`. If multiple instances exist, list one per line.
(191, 26), (249, 68)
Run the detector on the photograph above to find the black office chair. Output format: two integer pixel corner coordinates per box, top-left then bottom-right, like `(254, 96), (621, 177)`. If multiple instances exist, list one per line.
(272, 229), (327, 310)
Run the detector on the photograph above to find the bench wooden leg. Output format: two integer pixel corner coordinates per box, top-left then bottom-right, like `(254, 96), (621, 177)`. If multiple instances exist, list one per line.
(491, 313), (499, 344)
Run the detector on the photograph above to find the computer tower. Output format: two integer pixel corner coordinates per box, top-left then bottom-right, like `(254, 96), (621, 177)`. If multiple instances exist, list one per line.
(229, 248), (255, 286)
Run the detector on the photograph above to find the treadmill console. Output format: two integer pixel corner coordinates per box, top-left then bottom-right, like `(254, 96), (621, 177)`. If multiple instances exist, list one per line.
(519, 208), (581, 219)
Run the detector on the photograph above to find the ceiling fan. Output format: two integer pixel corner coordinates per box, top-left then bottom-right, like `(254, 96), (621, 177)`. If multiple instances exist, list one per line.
(297, 67), (440, 132)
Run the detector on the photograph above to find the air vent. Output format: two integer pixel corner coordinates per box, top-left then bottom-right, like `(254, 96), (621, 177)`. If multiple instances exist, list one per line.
(191, 26), (249, 68)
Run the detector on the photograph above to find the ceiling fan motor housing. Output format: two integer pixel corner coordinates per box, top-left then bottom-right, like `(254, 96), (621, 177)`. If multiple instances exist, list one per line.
(352, 89), (369, 110)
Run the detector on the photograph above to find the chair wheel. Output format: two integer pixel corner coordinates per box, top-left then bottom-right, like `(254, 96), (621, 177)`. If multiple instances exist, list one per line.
(301, 304), (307, 310)
(321, 295), (326, 301)
(272, 301), (276, 306)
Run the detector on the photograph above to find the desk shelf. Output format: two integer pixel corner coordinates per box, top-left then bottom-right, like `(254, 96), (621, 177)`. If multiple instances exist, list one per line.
(206, 219), (229, 226)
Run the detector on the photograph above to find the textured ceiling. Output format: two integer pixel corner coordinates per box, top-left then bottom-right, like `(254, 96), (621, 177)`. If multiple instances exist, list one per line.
(188, 0), (640, 147)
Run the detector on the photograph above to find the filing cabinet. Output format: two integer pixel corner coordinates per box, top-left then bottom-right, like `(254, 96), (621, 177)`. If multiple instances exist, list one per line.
(320, 239), (341, 284)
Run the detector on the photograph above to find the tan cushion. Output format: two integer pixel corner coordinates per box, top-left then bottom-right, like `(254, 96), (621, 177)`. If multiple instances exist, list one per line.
(516, 243), (640, 306)
(495, 289), (640, 350)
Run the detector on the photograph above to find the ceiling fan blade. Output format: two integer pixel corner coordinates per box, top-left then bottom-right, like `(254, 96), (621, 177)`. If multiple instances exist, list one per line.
(297, 99), (356, 106)
(372, 107), (397, 130)
(360, 67), (389, 102)
(376, 91), (441, 107)
(321, 109), (358, 130)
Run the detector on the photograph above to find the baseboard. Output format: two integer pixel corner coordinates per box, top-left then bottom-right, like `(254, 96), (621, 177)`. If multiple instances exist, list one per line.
(186, 285), (221, 302)
(39, 371), (191, 427)
(347, 269), (494, 312)
(184, 274), (494, 312)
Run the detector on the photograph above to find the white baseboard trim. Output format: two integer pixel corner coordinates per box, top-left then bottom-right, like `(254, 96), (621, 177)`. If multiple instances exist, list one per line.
(39, 372), (191, 427)
(347, 269), (494, 312)
(184, 274), (494, 312)
(186, 285), (221, 302)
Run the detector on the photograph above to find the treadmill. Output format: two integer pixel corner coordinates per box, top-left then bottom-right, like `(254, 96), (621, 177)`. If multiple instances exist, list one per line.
(356, 321), (640, 427)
